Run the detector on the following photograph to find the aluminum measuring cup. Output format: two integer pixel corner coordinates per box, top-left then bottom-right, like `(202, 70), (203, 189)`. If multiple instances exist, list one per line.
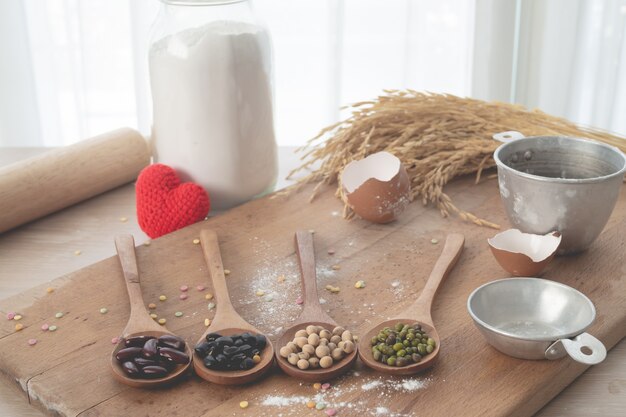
(467, 277), (606, 365)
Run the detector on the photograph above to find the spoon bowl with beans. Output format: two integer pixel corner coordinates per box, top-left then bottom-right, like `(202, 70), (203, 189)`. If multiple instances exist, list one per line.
(111, 235), (193, 388)
(192, 230), (274, 385)
(358, 233), (464, 375)
(275, 231), (358, 382)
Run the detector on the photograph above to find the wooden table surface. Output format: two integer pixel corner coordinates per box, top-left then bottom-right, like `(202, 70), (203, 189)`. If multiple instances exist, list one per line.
(0, 147), (624, 417)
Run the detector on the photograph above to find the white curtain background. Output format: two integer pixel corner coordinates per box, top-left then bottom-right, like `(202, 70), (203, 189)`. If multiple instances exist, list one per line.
(0, 0), (624, 147)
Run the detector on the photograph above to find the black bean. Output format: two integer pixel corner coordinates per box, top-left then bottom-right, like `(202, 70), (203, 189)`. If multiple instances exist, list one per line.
(215, 353), (227, 364)
(230, 353), (246, 364)
(115, 347), (142, 362)
(122, 361), (140, 376)
(240, 357), (255, 370)
(142, 338), (159, 359)
(234, 339), (244, 347)
(195, 341), (211, 358)
(205, 333), (222, 342)
(215, 336), (233, 347)
(203, 355), (217, 368)
(159, 347), (190, 364)
(158, 334), (185, 351)
(237, 344), (252, 355)
(255, 334), (267, 350)
(124, 335), (155, 348)
(141, 365), (168, 378)
(241, 333), (256, 346)
(223, 346), (239, 356)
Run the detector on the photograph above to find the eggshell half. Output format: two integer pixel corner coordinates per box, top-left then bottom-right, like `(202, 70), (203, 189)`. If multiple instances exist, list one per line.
(488, 229), (562, 276)
(340, 152), (411, 224)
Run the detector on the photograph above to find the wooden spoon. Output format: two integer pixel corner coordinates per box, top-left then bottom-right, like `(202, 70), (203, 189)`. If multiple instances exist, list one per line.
(110, 235), (193, 388)
(358, 233), (464, 375)
(192, 229), (274, 385)
(275, 230), (358, 381)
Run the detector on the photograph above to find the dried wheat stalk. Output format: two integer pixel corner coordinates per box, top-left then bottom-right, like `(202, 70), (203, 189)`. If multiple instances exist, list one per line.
(285, 91), (626, 228)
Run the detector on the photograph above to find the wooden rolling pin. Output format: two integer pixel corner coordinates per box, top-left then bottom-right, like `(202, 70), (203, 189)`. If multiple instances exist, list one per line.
(0, 128), (151, 233)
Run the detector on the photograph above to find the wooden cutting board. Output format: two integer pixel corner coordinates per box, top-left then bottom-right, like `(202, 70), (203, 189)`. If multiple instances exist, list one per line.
(1, 177), (625, 417)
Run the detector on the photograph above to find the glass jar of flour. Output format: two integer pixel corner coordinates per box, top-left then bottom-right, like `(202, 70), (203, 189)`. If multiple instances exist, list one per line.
(149, 0), (278, 210)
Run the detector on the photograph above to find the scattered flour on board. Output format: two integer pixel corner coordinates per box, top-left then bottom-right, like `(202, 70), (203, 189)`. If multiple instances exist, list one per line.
(254, 372), (430, 417)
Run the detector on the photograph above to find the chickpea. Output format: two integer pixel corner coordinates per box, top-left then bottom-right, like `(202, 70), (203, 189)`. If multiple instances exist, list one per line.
(342, 340), (355, 354)
(279, 346), (292, 358)
(319, 329), (332, 340)
(298, 351), (310, 360)
(319, 356), (333, 368)
(287, 353), (299, 365)
(341, 330), (353, 342)
(332, 326), (345, 336)
(308, 357), (320, 368)
(287, 342), (298, 352)
(315, 345), (330, 359)
(297, 359), (310, 370)
(327, 342), (337, 352)
(295, 329), (309, 338)
(331, 348), (344, 361)
(330, 335), (342, 344)
(294, 336), (309, 348)
(302, 344), (316, 356)
(307, 333), (320, 347)
(306, 325), (317, 335)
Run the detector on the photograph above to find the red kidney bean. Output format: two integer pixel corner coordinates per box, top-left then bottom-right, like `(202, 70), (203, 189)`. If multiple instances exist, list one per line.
(116, 347), (143, 362)
(124, 335), (155, 348)
(141, 365), (168, 378)
(142, 338), (159, 359)
(159, 347), (190, 364)
(134, 357), (158, 368)
(122, 361), (140, 376)
(158, 334), (185, 351)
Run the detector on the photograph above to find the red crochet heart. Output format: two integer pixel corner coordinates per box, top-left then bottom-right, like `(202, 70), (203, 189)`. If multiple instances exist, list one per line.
(136, 164), (210, 238)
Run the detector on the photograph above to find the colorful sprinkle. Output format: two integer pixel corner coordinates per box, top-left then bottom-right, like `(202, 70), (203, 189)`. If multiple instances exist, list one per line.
(253, 354), (261, 363)
(306, 401), (316, 408)
(74, 250), (81, 256)
(224, 269), (231, 275)
(6, 312), (15, 320)
(143, 240), (151, 246)
(13, 314), (22, 321)
(325, 285), (340, 293)
(327, 249), (335, 255)
(159, 295), (167, 301)
(48, 325), (57, 332)
(150, 313), (158, 319)
(179, 293), (188, 300)
(192, 238), (200, 245)
(174, 311), (183, 317)
(55, 312), (64, 319)
(111, 336), (121, 344)
(41, 324), (49, 331)
(148, 303), (157, 309)
(100, 308), (108, 314)
(15, 323), (24, 331)
(331, 264), (341, 270)
(277, 274), (286, 283)
(46, 287), (55, 294)
(313, 382), (322, 390)
(158, 318), (167, 325)
(308, 229), (315, 234)
(325, 408), (337, 416)
(205, 293), (213, 300)
(180, 285), (189, 292)
(431, 238), (439, 244)
(264, 294), (274, 302)
(354, 280), (366, 289)
(316, 402), (326, 410)
(256, 290), (265, 296)
(321, 383), (331, 390)
(197, 285), (205, 291)
(28, 339), (38, 346)
(119, 216), (128, 222)
(239, 401), (249, 409)
(295, 296), (303, 305)
(207, 302), (216, 310)
(204, 318), (211, 327)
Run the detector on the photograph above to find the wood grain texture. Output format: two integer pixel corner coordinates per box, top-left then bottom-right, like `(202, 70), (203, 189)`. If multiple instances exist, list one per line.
(0, 128), (150, 233)
(0, 147), (624, 417)
(0, 173), (625, 417)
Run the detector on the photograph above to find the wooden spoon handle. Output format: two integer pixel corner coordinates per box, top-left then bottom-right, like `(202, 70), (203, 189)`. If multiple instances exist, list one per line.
(199, 230), (245, 328)
(114, 235), (153, 334)
(294, 230), (334, 325)
(405, 233), (465, 325)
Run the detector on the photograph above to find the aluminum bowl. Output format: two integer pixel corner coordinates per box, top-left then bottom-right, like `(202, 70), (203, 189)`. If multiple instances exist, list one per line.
(494, 136), (626, 254)
(467, 278), (606, 365)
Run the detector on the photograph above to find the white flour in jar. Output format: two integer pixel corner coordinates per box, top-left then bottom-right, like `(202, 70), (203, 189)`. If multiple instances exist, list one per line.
(149, 21), (277, 210)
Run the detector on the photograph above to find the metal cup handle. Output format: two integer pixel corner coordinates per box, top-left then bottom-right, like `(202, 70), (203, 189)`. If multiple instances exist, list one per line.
(492, 131), (526, 143)
(545, 332), (607, 365)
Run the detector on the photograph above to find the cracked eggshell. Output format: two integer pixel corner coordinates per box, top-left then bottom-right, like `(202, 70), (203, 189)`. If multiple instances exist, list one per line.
(488, 229), (562, 276)
(340, 151), (411, 224)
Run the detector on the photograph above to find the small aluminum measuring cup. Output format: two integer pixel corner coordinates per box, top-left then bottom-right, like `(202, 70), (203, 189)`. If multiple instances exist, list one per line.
(467, 277), (606, 365)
